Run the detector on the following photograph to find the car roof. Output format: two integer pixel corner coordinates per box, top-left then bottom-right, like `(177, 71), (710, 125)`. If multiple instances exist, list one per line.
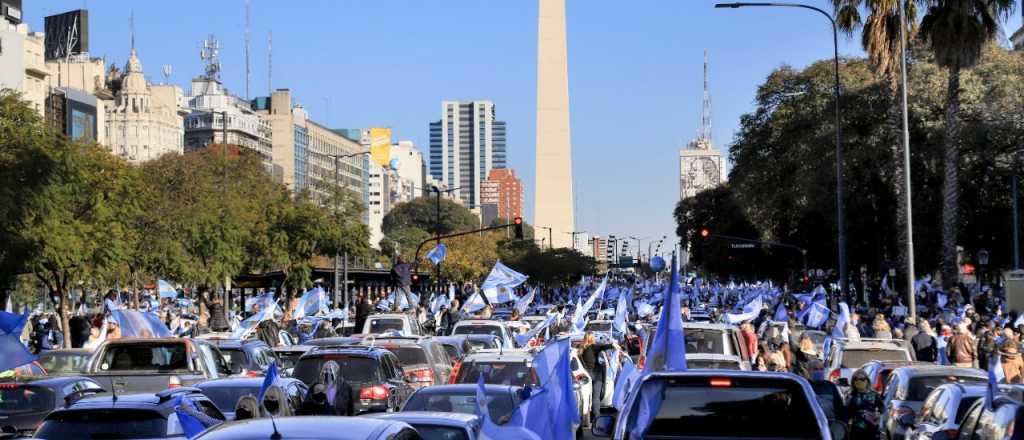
(367, 314), (410, 320)
(273, 344), (313, 353)
(305, 337), (363, 347)
(463, 350), (533, 363)
(304, 346), (391, 359)
(837, 340), (909, 350)
(682, 322), (736, 330)
(68, 389), (206, 411)
(685, 353), (743, 361)
(102, 337), (189, 345)
(456, 320), (505, 326)
(195, 416), (410, 440)
(196, 377), (304, 389)
(2, 375), (96, 387)
(365, 411), (479, 427)
(37, 349), (93, 356)
(411, 384), (521, 395)
(891, 365), (987, 378)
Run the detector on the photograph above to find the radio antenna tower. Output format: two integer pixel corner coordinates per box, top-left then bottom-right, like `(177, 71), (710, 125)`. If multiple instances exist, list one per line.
(200, 34), (221, 83)
(698, 49), (712, 147)
(161, 64), (172, 84)
(244, 0), (251, 99)
(267, 31), (272, 95)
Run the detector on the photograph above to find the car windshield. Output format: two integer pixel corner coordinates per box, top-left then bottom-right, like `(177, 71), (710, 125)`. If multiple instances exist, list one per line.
(454, 325), (503, 338)
(220, 349), (247, 369)
(455, 362), (536, 386)
(906, 376), (986, 401)
(404, 389), (519, 421)
(684, 329), (727, 355)
(410, 424), (470, 440)
(276, 351), (304, 370)
(0, 385), (55, 414)
(100, 343), (189, 371)
(467, 338), (499, 350)
(687, 360), (742, 370)
(38, 353), (90, 374)
(628, 376), (821, 439)
(840, 349), (910, 368)
(385, 346), (428, 367)
(368, 318), (404, 334)
(35, 409), (167, 439)
(584, 322), (612, 333)
(199, 385), (259, 414)
(293, 355), (379, 385)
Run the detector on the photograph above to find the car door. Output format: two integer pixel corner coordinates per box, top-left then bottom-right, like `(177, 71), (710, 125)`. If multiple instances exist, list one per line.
(382, 354), (411, 409)
(882, 373), (903, 433)
(956, 400), (983, 440)
(429, 343), (452, 384)
(917, 389), (948, 438)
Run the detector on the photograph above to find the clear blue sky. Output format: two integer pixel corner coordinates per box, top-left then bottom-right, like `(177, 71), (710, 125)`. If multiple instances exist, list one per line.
(28, 1), (1021, 249)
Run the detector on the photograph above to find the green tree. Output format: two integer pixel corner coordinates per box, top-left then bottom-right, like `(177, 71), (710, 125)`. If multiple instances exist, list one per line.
(917, 0), (1015, 287)
(383, 196), (479, 237)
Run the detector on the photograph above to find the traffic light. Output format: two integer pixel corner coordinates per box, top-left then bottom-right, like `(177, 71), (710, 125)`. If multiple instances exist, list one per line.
(700, 228), (711, 238)
(513, 217), (524, 240)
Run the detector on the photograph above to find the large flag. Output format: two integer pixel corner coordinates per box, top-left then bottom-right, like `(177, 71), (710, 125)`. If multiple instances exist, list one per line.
(293, 286), (328, 319)
(0, 311), (35, 373)
(426, 243), (447, 266)
(110, 309), (172, 338)
(515, 288), (537, 316)
(173, 395), (211, 438)
(476, 373), (541, 440)
(772, 300), (788, 322)
(244, 293), (276, 314)
(514, 312), (559, 347)
(802, 301), (830, 329)
(158, 279), (177, 299)
(831, 302), (851, 338)
(231, 299), (280, 340)
(522, 338), (579, 440)
(725, 295), (763, 325)
(613, 356), (638, 411)
(643, 254), (687, 373)
(612, 287), (630, 335)
(480, 261), (528, 304)
(572, 276), (609, 333)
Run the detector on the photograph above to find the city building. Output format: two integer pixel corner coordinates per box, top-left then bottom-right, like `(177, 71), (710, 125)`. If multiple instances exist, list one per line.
(480, 168), (523, 221)
(390, 140), (425, 200)
(366, 160), (389, 248)
(186, 78), (273, 173)
(0, 4), (48, 115)
(254, 89), (367, 221)
(573, 232), (592, 257)
(104, 48), (185, 164)
(591, 236), (607, 263)
(429, 100), (507, 208)
(679, 51), (727, 200)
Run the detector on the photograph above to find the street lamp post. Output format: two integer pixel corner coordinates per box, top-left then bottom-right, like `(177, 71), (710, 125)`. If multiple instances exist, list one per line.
(715, 2), (848, 301)
(538, 226), (553, 250)
(329, 151), (370, 312)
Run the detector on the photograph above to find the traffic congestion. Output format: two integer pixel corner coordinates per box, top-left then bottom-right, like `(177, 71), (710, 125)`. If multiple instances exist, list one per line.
(0, 255), (1018, 440)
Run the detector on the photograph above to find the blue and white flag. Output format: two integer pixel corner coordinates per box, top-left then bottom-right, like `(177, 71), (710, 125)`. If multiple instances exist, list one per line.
(245, 293), (276, 314)
(257, 362), (280, 403)
(613, 288), (630, 335)
(573, 276), (609, 333)
(522, 338), (579, 440)
(515, 288), (537, 316)
(613, 356), (638, 411)
(476, 373), (540, 440)
(725, 295), (763, 325)
(802, 301), (830, 329)
(0, 311), (35, 373)
(643, 254), (687, 373)
(481, 261), (528, 304)
(158, 279), (177, 299)
(426, 243), (447, 266)
(173, 395), (212, 439)
(985, 356), (1004, 410)
(773, 301), (788, 322)
(832, 302), (851, 338)
(293, 286), (328, 319)
(110, 309), (172, 338)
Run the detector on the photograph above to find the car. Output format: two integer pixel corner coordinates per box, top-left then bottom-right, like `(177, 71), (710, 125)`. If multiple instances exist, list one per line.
(464, 335), (502, 351)
(954, 388), (1024, 440)
(685, 353), (747, 370)
(34, 387), (226, 440)
(825, 338), (913, 392)
(195, 377), (307, 420)
(367, 336), (454, 389)
(292, 346), (415, 414)
(400, 384), (524, 423)
(84, 338), (236, 395)
(450, 349), (538, 387)
(305, 336), (363, 348)
(35, 349), (92, 377)
(204, 339), (278, 377)
(879, 365), (987, 440)
(364, 412), (481, 440)
(0, 376), (103, 435)
(569, 349), (593, 427)
(192, 416), (418, 440)
(681, 323), (752, 369)
(362, 314), (423, 336)
(451, 320), (515, 348)
(853, 360), (925, 395)
(593, 371), (834, 439)
(908, 383), (989, 440)
(271, 344), (312, 374)
(431, 336), (474, 362)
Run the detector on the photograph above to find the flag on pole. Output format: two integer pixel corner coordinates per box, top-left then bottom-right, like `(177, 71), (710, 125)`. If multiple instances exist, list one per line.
(293, 286), (328, 319)
(0, 311), (35, 373)
(257, 362), (280, 403)
(158, 279), (177, 299)
(426, 243), (447, 265)
(612, 287), (630, 335)
(643, 254), (687, 373)
(522, 338), (579, 440)
(573, 276), (608, 333)
(480, 261), (528, 304)
(515, 288), (536, 316)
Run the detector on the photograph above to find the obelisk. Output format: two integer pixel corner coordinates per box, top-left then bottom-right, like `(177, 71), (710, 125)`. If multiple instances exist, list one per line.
(534, 0), (575, 249)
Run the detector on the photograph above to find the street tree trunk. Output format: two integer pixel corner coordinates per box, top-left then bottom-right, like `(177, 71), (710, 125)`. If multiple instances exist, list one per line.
(940, 66), (962, 289)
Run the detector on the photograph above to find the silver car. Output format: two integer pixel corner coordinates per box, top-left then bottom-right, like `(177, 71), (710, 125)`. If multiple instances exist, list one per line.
(365, 411), (481, 440)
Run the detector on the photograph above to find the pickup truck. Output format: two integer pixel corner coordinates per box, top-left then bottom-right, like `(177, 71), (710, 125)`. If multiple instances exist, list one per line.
(84, 338), (237, 395)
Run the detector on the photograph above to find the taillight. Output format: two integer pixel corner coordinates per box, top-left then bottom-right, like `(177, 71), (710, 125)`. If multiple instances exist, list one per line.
(637, 356), (646, 370)
(828, 369), (841, 383)
(449, 362), (461, 384)
(168, 376), (182, 389)
(246, 370), (260, 378)
(574, 373), (586, 382)
(359, 385), (390, 400)
(409, 369), (434, 383)
(873, 373), (883, 392)
(710, 378), (732, 387)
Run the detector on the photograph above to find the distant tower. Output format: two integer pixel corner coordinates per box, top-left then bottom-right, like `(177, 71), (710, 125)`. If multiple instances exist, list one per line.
(200, 34), (221, 83)
(161, 64), (172, 84)
(698, 49), (712, 147)
(244, 0), (251, 99)
(534, 0), (575, 249)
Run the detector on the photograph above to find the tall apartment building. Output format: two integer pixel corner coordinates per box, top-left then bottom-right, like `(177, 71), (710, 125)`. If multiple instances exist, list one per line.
(254, 89), (366, 205)
(591, 236), (608, 263)
(480, 168), (523, 221)
(429, 101), (507, 208)
(573, 232), (592, 257)
(186, 76), (273, 173)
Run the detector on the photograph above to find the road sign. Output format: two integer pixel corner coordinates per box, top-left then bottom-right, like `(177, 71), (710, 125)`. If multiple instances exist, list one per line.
(730, 243), (755, 249)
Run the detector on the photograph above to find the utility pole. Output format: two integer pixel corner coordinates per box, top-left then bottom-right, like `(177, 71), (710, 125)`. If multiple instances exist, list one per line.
(1014, 175), (1020, 269)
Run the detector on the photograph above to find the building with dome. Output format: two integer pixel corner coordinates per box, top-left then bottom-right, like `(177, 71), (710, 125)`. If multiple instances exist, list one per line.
(104, 47), (185, 164)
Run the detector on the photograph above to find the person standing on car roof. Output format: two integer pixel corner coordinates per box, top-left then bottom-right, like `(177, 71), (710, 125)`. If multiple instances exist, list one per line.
(845, 370), (883, 440)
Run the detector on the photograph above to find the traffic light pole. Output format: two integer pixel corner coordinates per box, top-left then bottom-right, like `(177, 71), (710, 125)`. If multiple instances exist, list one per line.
(411, 221), (521, 277)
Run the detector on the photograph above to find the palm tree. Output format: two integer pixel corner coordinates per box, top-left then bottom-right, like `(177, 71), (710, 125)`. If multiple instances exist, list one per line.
(917, 0), (1014, 288)
(833, 0), (917, 285)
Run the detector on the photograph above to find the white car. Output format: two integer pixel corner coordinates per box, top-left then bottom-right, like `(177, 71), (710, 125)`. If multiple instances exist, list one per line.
(570, 349), (593, 428)
(451, 320), (515, 348)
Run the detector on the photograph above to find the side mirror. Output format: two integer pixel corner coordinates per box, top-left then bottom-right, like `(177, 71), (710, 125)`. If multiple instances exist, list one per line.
(592, 415), (615, 438)
(837, 378), (849, 387)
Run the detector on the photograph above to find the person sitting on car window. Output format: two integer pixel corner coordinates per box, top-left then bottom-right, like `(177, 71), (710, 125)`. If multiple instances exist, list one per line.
(234, 395), (260, 421)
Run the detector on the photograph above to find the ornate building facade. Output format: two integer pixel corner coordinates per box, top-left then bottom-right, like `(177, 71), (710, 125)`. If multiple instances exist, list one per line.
(104, 48), (185, 164)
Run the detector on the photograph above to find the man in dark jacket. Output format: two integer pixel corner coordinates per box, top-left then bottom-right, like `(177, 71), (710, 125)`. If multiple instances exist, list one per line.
(911, 321), (938, 362)
(199, 294), (230, 332)
(354, 294), (370, 333)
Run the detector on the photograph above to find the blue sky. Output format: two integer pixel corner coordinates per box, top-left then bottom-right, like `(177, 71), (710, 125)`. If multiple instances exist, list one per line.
(28, 1), (1022, 247)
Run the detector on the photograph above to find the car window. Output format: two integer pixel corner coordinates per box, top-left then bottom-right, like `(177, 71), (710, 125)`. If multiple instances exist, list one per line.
(368, 318), (404, 334)
(403, 389), (519, 421)
(293, 355), (382, 385)
(839, 349), (909, 368)
(198, 343), (229, 378)
(409, 423), (470, 440)
(920, 388), (943, 424)
(442, 344), (461, 361)
(453, 325), (504, 338)
(385, 346), (429, 367)
(684, 329), (727, 355)
(39, 353), (89, 374)
(0, 385), (55, 414)
(456, 362), (537, 387)
(955, 396), (981, 425)
(196, 399), (226, 420)
(36, 409), (167, 439)
(958, 401), (983, 440)
(988, 403), (1018, 440)
(907, 376), (985, 401)
(100, 343), (188, 371)
(884, 375), (900, 401)
(629, 376), (820, 438)
(431, 344), (450, 367)
(200, 386), (256, 414)
(930, 390), (949, 423)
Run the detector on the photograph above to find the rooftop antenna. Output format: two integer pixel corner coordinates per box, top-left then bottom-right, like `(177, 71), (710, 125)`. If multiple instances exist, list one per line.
(200, 34), (221, 83)
(267, 31), (272, 95)
(129, 10), (135, 51)
(244, 0), (251, 100)
(161, 64), (172, 84)
(698, 49), (713, 148)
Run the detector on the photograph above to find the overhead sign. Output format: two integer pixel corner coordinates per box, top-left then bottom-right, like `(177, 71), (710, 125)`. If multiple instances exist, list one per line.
(730, 243), (756, 249)
(44, 9), (89, 60)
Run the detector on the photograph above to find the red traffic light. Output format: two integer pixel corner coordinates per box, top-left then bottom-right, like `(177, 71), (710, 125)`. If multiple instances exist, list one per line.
(514, 217), (523, 225)
(700, 229), (710, 238)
